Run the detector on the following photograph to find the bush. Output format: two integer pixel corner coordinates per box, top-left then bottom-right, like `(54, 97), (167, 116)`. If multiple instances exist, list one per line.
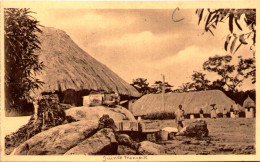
(141, 112), (175, 120)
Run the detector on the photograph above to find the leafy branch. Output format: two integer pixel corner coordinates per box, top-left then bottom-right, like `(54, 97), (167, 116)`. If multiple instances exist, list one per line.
(196, 9), (256, 55)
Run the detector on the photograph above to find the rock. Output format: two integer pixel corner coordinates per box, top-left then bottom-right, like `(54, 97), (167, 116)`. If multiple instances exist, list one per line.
(65, 106), (137, 122)
(117, 145), (136, 155)
(12, 120), (98, 155)
(138, 141), (165, 155)
(65, 115), (79, 123)
(64, 128), (118, 155)
(177, 119), (209, 137)
(97, 114), (117, 131)
(116, 134), (139, 150)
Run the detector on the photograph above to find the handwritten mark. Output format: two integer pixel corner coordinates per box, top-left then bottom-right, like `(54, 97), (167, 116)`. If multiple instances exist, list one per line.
(172, 7), (184, 22)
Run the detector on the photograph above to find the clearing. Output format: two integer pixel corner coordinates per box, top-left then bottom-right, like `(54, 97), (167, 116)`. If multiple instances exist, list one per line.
(144, 118), (255, 154)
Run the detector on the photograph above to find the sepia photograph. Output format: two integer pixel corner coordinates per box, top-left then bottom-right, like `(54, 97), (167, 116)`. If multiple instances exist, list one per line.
(0, 1), (258, 161)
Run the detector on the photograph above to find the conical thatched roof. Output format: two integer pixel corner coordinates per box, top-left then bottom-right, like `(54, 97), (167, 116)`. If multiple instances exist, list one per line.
(243, 96), (255, 108)
(33, 27), (140, 98)
(130, 90), (236, 116)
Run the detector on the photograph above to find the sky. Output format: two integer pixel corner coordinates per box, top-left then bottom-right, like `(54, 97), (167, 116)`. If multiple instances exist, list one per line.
(32, 8), (255, 91)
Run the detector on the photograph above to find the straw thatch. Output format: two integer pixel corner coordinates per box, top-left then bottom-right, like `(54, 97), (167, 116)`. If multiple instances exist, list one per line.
(130, 90), (236, 116)
(243, 96), (255, 108)
(33, 27), (140, 98)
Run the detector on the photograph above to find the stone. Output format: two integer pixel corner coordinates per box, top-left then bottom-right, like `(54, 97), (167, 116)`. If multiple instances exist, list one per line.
(12, 120), (98, 155)
(116, 134), (139, 150)
(177, 119), (209, 137)
(64, 128), (118, 155)
(117, 145), (136, 155)
(97, 114), (117, 131)
(65, 106), (137, 122)
(137, 141), (165, 155)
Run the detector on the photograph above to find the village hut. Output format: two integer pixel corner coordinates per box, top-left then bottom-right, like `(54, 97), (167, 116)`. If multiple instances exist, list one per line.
(243, 96), (255, 118)
(130, 90), (236, 118)
(33, 27), (141, 105)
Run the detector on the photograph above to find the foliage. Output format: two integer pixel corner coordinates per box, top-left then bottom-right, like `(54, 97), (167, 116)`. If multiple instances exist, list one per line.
(131, 78), (174, 95)
(196, 9), (256, 55)
(208, 79), (226, 91)
(4, 8), (45, 112)
(174, 82), (194, 93)
(151, 81), (173, 94)
(203, 54), (253, 92)
(141, 112), (175, 120)
(131, 78), (150, 95)
(191, 71), (211, 91)
(223, 89), (255, 106)
(237, 56), (256, 84)
(5, 96), (65, 155)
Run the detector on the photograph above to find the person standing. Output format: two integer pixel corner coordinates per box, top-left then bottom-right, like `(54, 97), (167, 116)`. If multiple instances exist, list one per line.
(175, 105), (185, 132)
(234, 103), (240, 118)
(210, 104), (217, 119)
(230, 105), (235, 118)
(223, 108), (227, 118)
(199, 107), (204, 118)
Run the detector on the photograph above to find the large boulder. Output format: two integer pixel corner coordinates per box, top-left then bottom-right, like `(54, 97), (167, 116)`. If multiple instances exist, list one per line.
(65, 106), (136, 122)
(177, 119), (209, 137)
(137, 141), (165, 155)
(12, 120), (98, 155)
(64, 128), (118, 155)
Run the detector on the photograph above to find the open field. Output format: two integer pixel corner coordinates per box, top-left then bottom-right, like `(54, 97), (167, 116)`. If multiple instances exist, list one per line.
(144, 118), (255, 154)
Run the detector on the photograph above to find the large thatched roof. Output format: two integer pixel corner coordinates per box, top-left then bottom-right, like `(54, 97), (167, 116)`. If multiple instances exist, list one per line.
(33, 27), (140, 98)
(130, 90), (237, 116)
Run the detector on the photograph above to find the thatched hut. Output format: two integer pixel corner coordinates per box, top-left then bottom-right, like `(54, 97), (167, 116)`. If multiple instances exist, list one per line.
(243, 96), (255, 118)
(33, 27), (140, 105)
(130, 90), (236, 118)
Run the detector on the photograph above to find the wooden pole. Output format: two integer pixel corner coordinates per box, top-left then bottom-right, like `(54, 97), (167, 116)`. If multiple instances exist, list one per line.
(161, 74), (165, 113)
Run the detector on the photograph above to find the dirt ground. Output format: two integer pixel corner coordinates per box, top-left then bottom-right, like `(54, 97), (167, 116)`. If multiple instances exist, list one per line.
(144, 118), (255, 155)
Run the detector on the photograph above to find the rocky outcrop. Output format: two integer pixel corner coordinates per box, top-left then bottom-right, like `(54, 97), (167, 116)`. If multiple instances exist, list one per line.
(10, 115), (168, 155)
(12, 120), (98, 155)
(177, 119), (209, 137)
(65, 106), (137, 122)
(64, 128), (118, 155)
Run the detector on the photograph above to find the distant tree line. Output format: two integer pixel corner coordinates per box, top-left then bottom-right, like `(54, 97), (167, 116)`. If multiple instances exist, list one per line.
(131, 53), (255, 105)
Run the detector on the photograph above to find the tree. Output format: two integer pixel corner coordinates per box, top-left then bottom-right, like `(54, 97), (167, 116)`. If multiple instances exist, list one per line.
(5, 8), (45, 113)
(130, 78), (150, 95)
(237, 56), (256, 84)
(208, 79), (226, 91)
(203, 55), (247, 92)
(196, 9), (256, 85)
(177, 82), (194, 93)
(191, 71), (211, 91)
(196, 9), (256, 55)
(151, 81), (173, 94)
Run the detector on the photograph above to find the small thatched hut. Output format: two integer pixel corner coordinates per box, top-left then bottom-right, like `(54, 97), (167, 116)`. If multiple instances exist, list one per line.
(33, 27), (140, 105)
(243, 96), (255, 118)
(130, 90), (236, 118)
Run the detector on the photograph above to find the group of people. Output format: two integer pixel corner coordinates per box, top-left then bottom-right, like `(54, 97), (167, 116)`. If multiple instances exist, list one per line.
(174, 104), (241, 132)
